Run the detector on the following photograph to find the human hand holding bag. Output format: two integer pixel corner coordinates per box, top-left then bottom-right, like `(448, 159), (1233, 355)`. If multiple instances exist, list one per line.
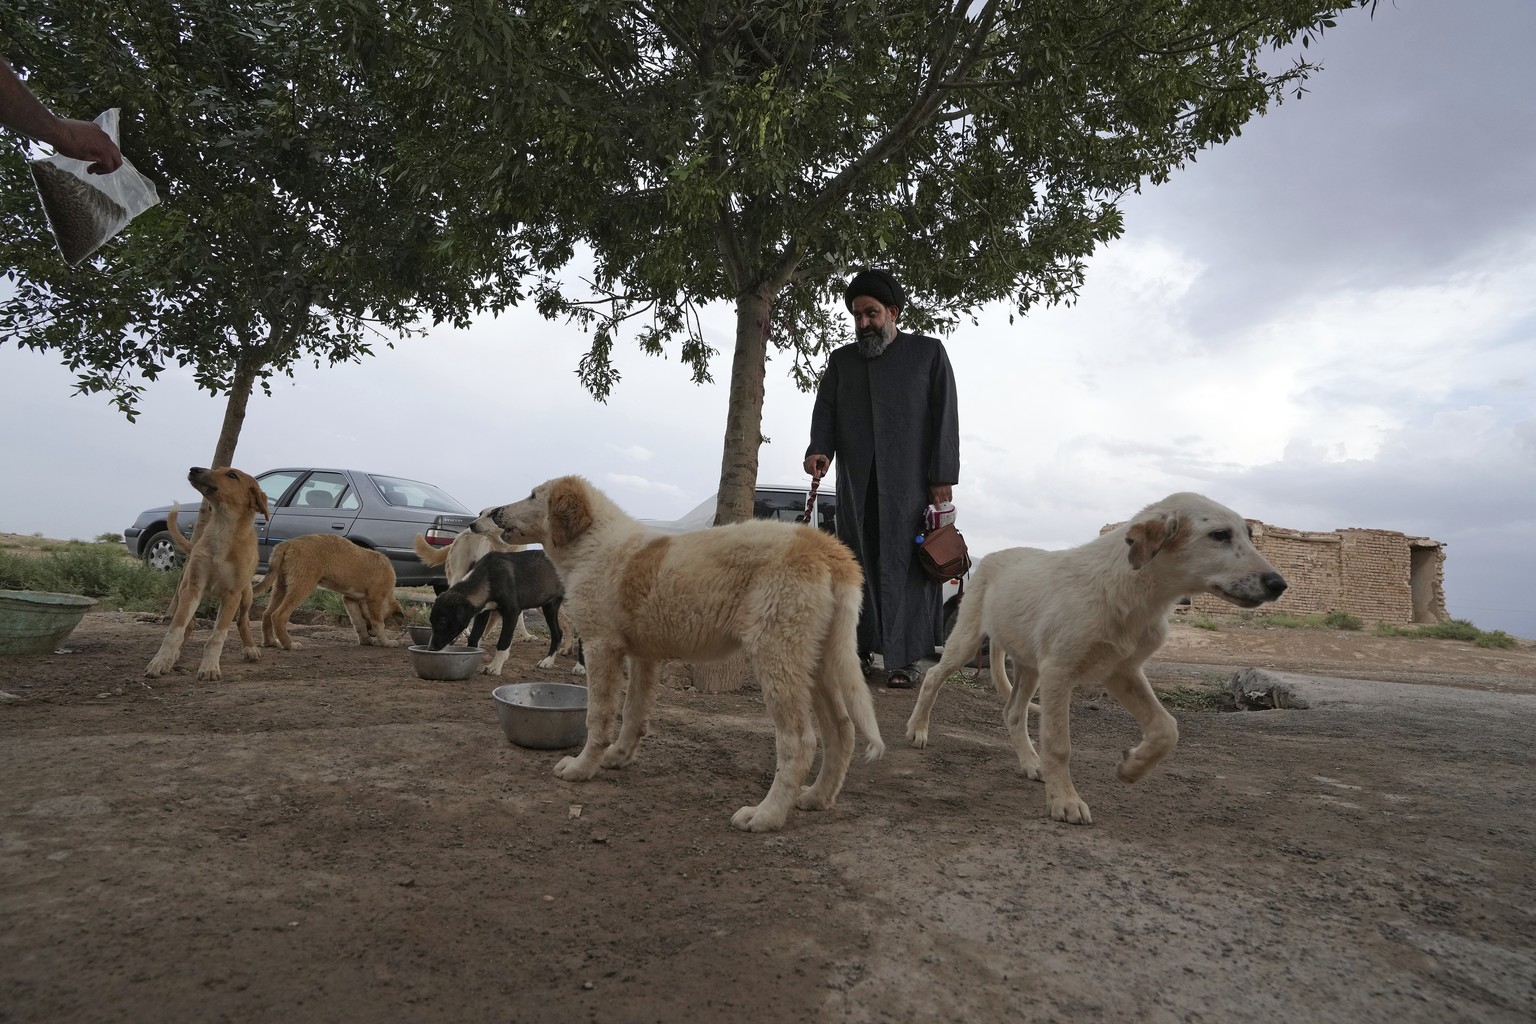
(916, 502), (971, 583)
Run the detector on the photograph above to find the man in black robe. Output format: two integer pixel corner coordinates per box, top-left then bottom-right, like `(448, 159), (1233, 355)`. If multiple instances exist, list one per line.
(804, 269), (960, 688)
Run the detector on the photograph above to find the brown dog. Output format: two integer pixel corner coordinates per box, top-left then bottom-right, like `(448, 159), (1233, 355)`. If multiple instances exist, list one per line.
(145, 466), (269, 681)
(255, 534), (406, 649)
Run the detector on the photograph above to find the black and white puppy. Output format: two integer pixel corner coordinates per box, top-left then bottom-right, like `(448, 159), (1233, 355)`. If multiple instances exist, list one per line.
(428, 550), (576, 675)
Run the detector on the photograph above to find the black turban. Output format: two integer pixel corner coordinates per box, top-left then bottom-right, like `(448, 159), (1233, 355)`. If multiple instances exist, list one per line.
(844, 268), (905, 311)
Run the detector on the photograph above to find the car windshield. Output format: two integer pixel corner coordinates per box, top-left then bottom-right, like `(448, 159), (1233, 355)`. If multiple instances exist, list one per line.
(672, 495), (722, 532)
(369, 475), (471, 514)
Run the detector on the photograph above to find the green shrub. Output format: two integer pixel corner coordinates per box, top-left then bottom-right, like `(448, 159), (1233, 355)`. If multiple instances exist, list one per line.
(1411, 619), (1480, 642)
(0, 543), (177, 611)
(1321, 611), (1364, 631)
(1188, 616), (1222, 631)
(1371, 618), (1515, 647)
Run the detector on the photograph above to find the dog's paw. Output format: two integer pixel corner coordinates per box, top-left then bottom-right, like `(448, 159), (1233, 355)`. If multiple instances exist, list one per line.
(600, 744), (635, 769)
(241, 645), (262, 662)
(904, 718), (931, 749)
(195, 665), (223, 682)
(143, 658), (171, 679)
(553, 756), (597, 781)
(536, 655), (556, 669)
(478, 664), (505, 676)
(375, 637), (398, 648)
(571, 663), (587, 676)
(1017, 759), (1043, 782)
(796, 786), (835, 812)
(730, 803), (788, 833)
(1048, 794), (1093, 825)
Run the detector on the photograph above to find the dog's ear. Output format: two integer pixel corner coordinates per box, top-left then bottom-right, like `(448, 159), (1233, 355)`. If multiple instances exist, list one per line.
(251, 481), (271, 519)
(1125, 513), (1180, 569)
(547, 478), (594, 548)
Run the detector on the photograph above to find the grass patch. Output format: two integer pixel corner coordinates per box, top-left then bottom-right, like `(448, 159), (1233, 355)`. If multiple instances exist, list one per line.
(1250, 610), (1367, 632)
(945, 670), (991, 692)
(0, 543), (413, 622)
(1373, 618), (1517, 649)
(1157, 685), (1230, 712)
(1187, 615), (1223, 631)
(1249, 611), (1322, 629)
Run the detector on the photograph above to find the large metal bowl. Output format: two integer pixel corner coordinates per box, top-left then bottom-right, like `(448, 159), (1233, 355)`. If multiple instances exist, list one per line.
(0, 590), (98, 655)
(491, 682), (588, 750)
(407, 644), (484, 681)
(407, 624), (434, 647)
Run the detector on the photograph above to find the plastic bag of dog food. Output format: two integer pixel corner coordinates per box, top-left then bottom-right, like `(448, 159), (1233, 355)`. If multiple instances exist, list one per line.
(28, 108), (160, 266)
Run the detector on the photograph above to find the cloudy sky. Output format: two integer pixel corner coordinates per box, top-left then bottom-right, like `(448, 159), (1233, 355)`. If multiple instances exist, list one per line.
(5, 0), (1534, 638)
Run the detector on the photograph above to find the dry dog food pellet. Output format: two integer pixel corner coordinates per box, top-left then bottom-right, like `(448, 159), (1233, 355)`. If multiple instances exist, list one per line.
(29, 160), (129, 265)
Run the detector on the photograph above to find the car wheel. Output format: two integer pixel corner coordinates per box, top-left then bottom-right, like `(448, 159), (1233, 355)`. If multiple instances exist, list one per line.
(942, 593), (962, 643)
(142, 530), (184, 572)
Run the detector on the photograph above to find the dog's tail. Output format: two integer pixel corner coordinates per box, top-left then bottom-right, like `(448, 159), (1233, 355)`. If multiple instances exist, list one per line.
(985, 638), (1039, 715)
(166, 503), (194, 554)
(412, 533), (451, 567)
(251, 544), (284, 599)
(829, 570), (884, 762)
(988, 638), (1012, 696)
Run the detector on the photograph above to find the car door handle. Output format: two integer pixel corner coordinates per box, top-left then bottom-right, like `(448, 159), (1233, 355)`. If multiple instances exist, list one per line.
(331, 523), (347, 531)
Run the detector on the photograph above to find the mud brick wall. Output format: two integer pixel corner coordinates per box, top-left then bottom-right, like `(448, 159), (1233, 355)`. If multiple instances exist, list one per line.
(1105, 519), (1447, 623)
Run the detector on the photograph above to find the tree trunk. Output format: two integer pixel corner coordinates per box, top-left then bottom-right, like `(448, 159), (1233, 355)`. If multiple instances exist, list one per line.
(210, 354), (260, 468)
(713, 286), (775, 525)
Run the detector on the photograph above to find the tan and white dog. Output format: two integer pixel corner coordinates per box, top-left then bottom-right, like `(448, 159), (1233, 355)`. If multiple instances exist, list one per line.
(473, 475), (884, 832)
(145, 466), (269, 681)
(906, 492), (1287, 825)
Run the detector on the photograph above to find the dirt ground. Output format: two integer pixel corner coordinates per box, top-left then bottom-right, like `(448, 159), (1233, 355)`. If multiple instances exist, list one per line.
(2, 610), (1533, 1024)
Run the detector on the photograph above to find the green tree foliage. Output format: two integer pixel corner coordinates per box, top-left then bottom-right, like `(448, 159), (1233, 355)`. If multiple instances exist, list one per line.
(0, 1), (534, 464)
(452, 0), (1375, 520)
(2, 2), (1376, 517)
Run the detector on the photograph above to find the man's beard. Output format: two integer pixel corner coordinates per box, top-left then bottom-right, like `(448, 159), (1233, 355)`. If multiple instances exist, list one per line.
(856, 320), (898, 359)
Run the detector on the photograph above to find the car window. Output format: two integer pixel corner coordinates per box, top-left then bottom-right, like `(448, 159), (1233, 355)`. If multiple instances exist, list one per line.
(339, 490), (360, 512)
(369, 475), (471, 514)
(814, 496), (837, 535)
(754, 488), (808, 523)
(291, 472), (349, 510)
(257, 470), (305, 510)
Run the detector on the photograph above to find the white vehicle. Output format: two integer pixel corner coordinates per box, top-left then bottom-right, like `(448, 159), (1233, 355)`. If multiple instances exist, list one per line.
(643, 483), (966, 629)
(640, 483), (836, 534)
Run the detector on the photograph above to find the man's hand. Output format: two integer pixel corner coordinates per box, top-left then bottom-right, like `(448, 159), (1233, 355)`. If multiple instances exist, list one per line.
(804, 454), (830, 480)
(929, 484), (953, 506)
(50, 117), (123, 174)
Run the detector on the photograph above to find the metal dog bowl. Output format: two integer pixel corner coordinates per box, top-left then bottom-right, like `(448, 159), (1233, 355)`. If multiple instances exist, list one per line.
(407, 624), (434, 647)
(491, 682), (588, 750)
(408, 644), (484, 681)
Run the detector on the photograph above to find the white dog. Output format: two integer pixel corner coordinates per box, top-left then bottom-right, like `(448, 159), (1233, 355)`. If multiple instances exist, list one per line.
(473, 475), (883, 832)
(906, 492), (1287, 825)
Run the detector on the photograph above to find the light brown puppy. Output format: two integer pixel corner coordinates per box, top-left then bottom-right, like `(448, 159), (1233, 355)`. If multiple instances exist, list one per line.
(254, 534), (406, 649)
(473, 475), (883, 833)
(906, 492), (1288, 825)
(145, 466), (269, 681)
(412, 529), (533, 641)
